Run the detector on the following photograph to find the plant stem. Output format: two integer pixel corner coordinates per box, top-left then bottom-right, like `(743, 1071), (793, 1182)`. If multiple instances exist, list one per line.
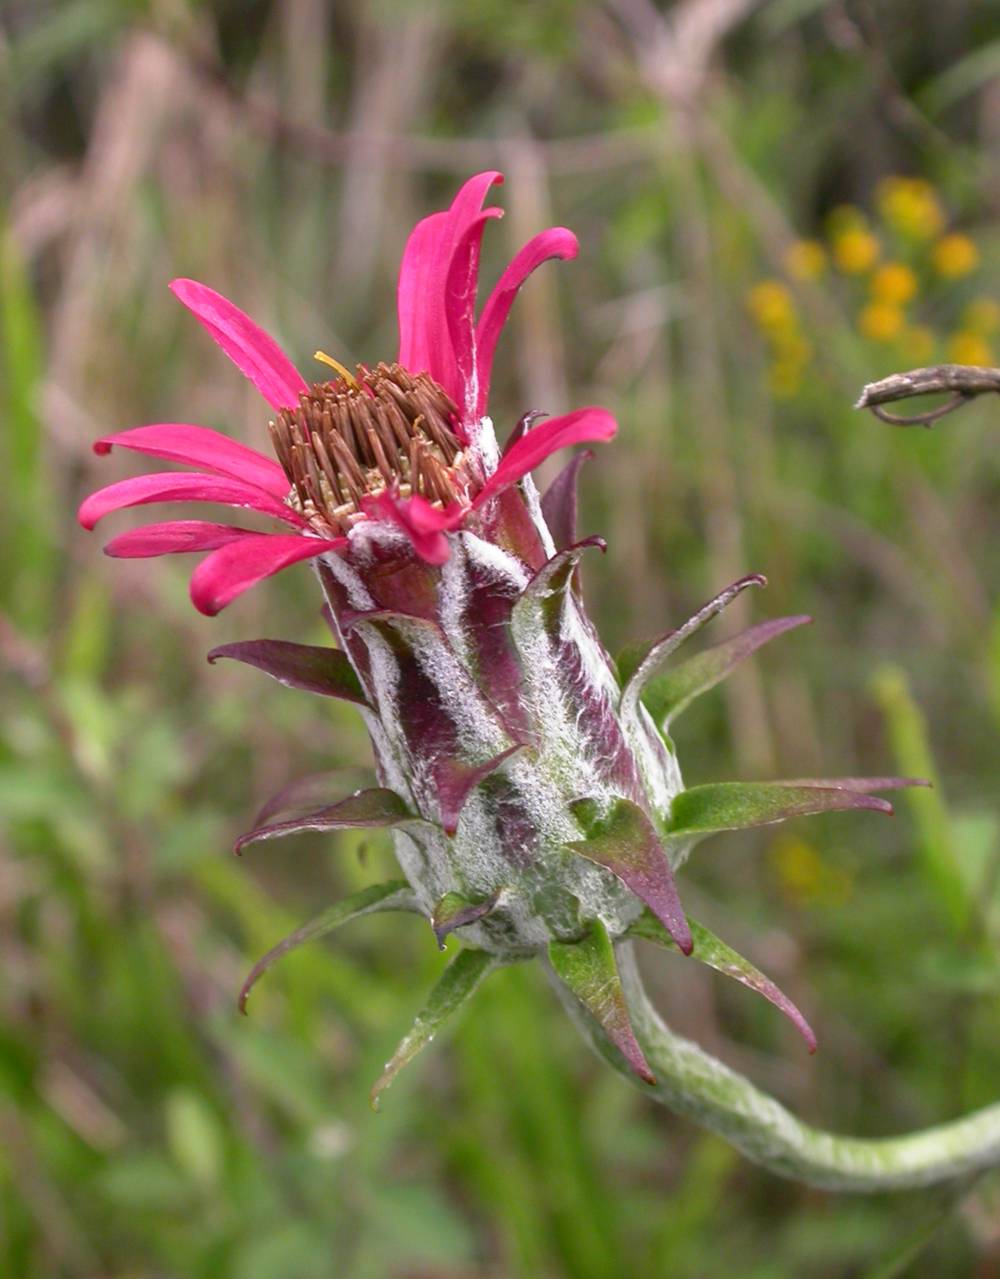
(554, 943), (1000, 1191)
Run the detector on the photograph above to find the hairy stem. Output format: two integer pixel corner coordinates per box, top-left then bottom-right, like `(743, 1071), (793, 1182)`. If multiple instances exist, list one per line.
(555, 942), (1000, 1191)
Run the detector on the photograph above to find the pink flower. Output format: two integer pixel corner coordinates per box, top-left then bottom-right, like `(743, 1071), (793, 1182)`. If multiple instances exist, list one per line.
(79, 172), (616, 614)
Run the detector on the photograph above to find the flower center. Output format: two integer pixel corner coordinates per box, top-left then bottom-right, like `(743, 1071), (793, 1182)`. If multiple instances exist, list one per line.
(269, 361), (465, 537)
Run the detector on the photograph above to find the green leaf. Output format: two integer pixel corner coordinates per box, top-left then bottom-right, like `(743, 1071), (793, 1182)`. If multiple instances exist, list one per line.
(164, 1088), (224, 1188)
(370, 948), (502, 1108)
(643, 615), (810, 727)
(366, 1182), (477, 1267)
(548, 920), (655, 1085)
(0, 229), (53, 631)
(871, 665), (970, 932)
(918, 41), (1000, 115)
(626, 909), (816, 1051)
(239, 880), (420, 1012)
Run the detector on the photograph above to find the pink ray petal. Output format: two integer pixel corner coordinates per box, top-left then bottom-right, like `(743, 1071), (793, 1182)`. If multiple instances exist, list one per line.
(104, 521), (259, 557)
(397, 172), (503, 409)
(472, 407), (617, 510)
(445, 208), (504, 423)
(189, 533), (344, 616)
(94, 424), (289, 498)
(169, 279), (308, 411)
(361, 491), (468, 566)
(78, 472), (308, 530)
(397, 210), (446, 371)
(475, 227), (579, 417)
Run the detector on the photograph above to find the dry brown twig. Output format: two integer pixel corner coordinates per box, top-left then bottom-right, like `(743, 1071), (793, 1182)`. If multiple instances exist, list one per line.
(855, 364), (1000, 427)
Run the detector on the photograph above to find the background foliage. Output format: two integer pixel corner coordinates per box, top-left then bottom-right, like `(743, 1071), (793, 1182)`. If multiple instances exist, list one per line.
(2, 0), (1000, 1274)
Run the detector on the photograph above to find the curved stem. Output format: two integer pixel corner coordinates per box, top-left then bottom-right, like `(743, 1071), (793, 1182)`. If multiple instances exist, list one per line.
(555, 943), (1000, 1191)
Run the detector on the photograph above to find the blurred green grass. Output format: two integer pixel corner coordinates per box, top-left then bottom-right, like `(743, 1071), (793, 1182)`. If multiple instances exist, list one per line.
(2, 1), (1000, 1274)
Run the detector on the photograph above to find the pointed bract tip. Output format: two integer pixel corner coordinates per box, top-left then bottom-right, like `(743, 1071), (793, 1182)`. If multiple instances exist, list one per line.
(435, 745), (525, 836)
(627, 909), (818, 1052)
(430, 889), (502, 949)
(549, 918), (656, 1086)
(863, 796), (894, 815)
(568, 797), (691, 962)
(369, 947), (499, 1110)
(614, 1048), (656, 1085)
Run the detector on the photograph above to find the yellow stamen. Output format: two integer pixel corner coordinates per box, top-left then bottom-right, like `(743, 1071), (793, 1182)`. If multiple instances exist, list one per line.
(314, 350), (359, 388)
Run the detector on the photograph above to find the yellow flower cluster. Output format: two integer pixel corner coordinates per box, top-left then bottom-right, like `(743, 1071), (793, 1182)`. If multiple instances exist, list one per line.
(871, 262), (918, 304)
(947, 298), (999, 366)
(832, 228), (880, 275)
(745, 280), (812, 398)
(858, 261), (918, 344)
(876, 176), (945, 241)
(748, 174), (993, 399)
(932, 233), (979, 279)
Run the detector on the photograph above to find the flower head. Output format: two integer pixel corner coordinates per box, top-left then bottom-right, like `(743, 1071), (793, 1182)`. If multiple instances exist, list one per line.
(876, 176), (945, 241)
(80, 172), (613, 608)
(932, 232), (979, 280)
(871, 262), (918, 306)
(832, 225), (880, 275)
(80, 173), (922, 1104)
(859, 300), (905, 343)
(947, 330), (993, 366)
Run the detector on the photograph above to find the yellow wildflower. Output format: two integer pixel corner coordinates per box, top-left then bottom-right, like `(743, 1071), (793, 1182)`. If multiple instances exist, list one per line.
(932, 233), (979, 279)
(876, 176), (945, 241)
(833, 228), (880, 275)
(785, 239), (826, 281)
(962, 297), (1000, 335)
(947, 331), (993, 366)
(746, 280), (796, 333)
(871, 262), (918, 305)
(859, 301), (904, 342)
